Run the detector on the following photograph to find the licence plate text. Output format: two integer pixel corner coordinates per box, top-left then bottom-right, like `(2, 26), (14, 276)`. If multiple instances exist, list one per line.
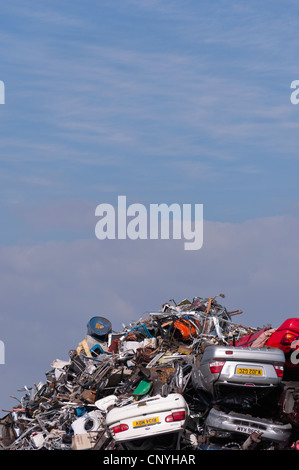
(236, 425), (258, 434)
(236, 367), (263, 376)
(133, 417), (159, 428)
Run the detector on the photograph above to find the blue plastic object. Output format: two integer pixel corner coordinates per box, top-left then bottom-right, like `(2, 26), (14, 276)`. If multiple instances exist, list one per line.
(75, 407), (86, 417)
(90, 344), (105, 355)
(87, 317), (112, 338)
(124, 324), (153, 339)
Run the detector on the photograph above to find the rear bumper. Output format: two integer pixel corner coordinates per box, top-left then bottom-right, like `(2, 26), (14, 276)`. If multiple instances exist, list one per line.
(204, 407), (292, 444)
(106, 393), (188, 442)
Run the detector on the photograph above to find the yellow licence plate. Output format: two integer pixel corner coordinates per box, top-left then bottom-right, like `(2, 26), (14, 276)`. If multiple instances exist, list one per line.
(133, 417), (160, 428)
(237, 367), (263, 376)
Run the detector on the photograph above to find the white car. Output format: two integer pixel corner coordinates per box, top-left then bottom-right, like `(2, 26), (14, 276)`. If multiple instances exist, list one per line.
(106, 393), (189, 449)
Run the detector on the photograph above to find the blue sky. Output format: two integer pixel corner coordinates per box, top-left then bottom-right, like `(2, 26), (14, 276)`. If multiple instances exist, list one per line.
(1, 0), (299, 234)
(1, 0), (299, 414)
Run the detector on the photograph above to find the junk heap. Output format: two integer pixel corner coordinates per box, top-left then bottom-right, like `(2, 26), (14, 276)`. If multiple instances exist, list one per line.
(1, 294), (299, 451)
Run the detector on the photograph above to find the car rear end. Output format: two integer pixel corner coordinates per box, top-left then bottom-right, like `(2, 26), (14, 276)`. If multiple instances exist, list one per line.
(193, 345), (285, 397)
(204, 407), (292, 449)
(106, 393), (189, 449)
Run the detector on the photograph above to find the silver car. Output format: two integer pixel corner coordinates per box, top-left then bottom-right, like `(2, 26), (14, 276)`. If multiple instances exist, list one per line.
(204, 407), (292, 447)
(192, 344), (285, 396)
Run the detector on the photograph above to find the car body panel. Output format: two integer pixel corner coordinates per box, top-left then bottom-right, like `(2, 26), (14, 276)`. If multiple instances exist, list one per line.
(192, 345), (285, 395)
(204, 407), (292, 446)
(265, 318), (299, 376)
(234, 318), (299, 378)
(106, 393), (188, 442)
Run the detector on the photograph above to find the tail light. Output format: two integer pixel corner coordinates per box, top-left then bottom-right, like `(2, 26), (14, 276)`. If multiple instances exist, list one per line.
(274, 365), (284, 378)
(111, 423), (129, 434)
(209, 360), (225, 374)
(165, 411), (186, 422)
(281, 332), (298, 346)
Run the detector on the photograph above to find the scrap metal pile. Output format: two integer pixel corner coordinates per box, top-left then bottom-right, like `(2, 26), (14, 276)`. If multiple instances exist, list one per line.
(1, 294), (299, 451)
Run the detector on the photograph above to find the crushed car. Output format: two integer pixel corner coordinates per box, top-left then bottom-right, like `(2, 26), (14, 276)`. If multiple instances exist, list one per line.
(106, 393), (189, 450)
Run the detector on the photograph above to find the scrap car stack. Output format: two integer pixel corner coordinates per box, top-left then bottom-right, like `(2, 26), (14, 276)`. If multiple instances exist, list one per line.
(1, 294), (299, 451)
